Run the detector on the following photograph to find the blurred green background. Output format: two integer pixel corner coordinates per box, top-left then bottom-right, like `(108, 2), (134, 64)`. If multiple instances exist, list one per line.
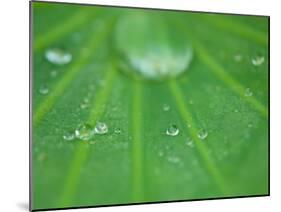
(32, 1), (269, 210)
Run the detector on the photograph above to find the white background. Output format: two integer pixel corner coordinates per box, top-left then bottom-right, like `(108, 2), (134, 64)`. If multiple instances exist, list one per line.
(0, 0), (279, 211)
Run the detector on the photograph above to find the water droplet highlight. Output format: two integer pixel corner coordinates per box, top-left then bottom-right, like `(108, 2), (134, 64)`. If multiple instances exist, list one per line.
(166, 124), (179, 136)
(251, 55), (264, 66)
(75, 123), (93, 141)
(45, 48), (72, 65)
(197, 129), (208, 140)
(39, 85), (49, 95)
(94, 122), (108, 135)
(115, 14), (193, 80)
(245, 88), (253, 97)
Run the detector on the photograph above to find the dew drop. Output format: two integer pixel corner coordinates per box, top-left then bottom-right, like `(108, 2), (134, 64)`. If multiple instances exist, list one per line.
(167, 156), (180, 164)
(50, 70), (58, 78)
(248, 123), (253, 128)
(114, 128), (122, 134)
(234, 54), (243, 62)
(45, 48), (72, 65)
(83, 97), (90, 103)
(244, 88), (253, 97)
(94, 122), (108, 135)
(251, 55), (264, 66)
(163, 104), (170, 112)
(166, 124), (179, 136)
(63, 131), (75, 141)
(115, 14), (193, 80)
(158, 151), (164, 157)
(197, 129), (208, 140)
(75, 123), (93, 141)
(185, 137), (194, 147)
(39, 85), (49, 95)
(80, 102), (88, 109)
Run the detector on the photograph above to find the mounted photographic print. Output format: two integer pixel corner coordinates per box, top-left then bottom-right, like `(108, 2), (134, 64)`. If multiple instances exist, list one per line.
(31, 1), (269, 211)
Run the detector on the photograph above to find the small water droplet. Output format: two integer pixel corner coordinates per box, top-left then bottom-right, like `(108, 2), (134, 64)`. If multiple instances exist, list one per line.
(163, 104), (170, 112)
(187, 124), (191, 128)
(45, 48), (72, 65)
(234, 54), (243, 62)
(197, 129), (208, 140)
(189, 100), (194, 105)
(251, 55), (264, 66)
(39, 85), (49, 95)
(245, 88), (253, 97)
(94, 122), (108, 135)
(167, 156), (180, 164)
(185, 137), (194, 147)
(75, 123), (93, 141)
(114, 128), (121, 134)
(158, 151), (164, 157)
(63, 131), (75, 141)
(234, 109), (239, 113)
(80, 102), (88, 109)
(50, 70), (58, 78)
(166, 124), (179, 136)
(83, 97), (90, 103)
(248, 123), (253, 128)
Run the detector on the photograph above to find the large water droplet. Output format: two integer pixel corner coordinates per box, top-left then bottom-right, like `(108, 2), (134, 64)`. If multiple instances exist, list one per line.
(166, 124), (179, 136)
(75, 123), (93, 141)
(94, 122), (108, 135)
(251, 55), (264, 66)
(45, 48), (72, 65)
(245, 88), (253, 97)
(115, 14), (193, 80)
(39, 85), (49, 95)
(197, 129), (208, 140)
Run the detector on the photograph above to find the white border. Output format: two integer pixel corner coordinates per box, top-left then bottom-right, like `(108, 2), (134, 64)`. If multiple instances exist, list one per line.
(1, 0), (280, 212)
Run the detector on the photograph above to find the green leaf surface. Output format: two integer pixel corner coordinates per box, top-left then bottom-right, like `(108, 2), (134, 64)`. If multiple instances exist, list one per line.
(32, 2), (269, 210)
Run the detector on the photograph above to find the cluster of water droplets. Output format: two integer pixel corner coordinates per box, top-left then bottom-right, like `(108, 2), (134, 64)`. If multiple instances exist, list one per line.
(63, 122), (109, 141)
(233, 52), (265, 66)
